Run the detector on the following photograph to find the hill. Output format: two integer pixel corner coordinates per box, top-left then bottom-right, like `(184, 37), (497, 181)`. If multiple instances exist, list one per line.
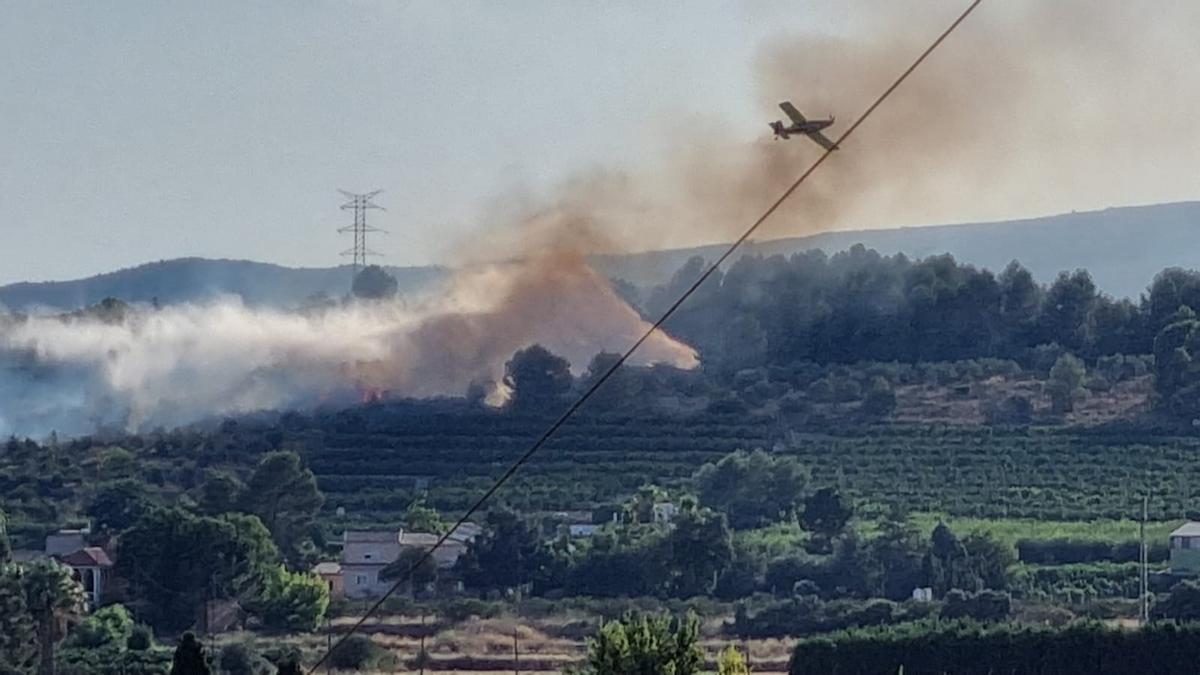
(0, 258), (447, 311)
(3, 201), (1198, 311)
(590, 201), (1200, 298)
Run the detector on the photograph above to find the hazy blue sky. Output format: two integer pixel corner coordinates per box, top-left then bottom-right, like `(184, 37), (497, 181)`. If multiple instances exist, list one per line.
(3, 1), (1198, 285)
(1, 1), (837, 284)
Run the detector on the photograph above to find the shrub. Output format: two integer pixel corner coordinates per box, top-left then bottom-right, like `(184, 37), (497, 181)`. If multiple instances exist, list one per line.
(218, 643), (259, 675)
(329, 634), (381, 671)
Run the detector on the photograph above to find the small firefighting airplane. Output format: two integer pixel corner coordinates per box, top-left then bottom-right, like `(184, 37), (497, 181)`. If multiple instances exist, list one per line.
(768, 101), (838, 150)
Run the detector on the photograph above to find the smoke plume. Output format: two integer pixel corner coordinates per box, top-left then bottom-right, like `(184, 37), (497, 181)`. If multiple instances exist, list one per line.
(3, 0), (1197, 436)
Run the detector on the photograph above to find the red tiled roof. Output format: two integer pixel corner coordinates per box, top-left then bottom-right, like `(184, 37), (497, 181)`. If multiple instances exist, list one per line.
(57, 547), (113, 568)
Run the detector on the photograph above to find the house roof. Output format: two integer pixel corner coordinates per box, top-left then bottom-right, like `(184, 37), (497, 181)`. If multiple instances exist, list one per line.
(1171, 522), (1200, 537)
(312, 561), (342, 575)
(342, 530), (401, 544)
(400, 532), (441, 547)
(57, 547), (113, 568)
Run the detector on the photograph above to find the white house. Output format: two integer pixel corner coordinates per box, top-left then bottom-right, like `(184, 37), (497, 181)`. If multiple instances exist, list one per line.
(341, 530), (404, 599)
(653, 502), (679, 526)
(1170, 522), (1200, 574)
(337, 528), (475, 599)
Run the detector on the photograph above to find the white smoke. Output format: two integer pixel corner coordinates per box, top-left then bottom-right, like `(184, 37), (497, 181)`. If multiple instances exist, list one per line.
(0, 256), (697, 438)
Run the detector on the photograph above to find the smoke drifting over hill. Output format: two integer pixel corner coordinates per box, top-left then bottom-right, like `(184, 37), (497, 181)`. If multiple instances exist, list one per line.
(3, 0), (1198, 437)
(0, 252), (697, 436)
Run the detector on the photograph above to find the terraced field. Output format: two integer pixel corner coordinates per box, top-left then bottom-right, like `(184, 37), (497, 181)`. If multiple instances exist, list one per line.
(294, 405), (1200, 528)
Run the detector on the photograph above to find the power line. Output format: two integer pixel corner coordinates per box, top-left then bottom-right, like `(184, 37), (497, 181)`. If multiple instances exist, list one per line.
(307, 1), (984, 670)
(337, 189), (386, 282)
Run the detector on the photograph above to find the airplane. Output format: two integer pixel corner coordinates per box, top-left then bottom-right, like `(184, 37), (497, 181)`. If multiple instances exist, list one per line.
(769, 101), (838, 151)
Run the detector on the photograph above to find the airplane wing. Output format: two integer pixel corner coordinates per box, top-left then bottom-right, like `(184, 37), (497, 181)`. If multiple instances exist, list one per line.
(779, 101), (807, 124)
(807, 130), (838, 151)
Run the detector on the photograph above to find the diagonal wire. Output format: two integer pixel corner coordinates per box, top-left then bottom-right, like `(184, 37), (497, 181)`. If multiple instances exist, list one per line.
(308, 0), (984, 670)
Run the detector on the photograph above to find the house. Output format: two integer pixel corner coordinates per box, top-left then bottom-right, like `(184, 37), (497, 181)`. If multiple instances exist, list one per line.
(653, 502), (678, 526)
(312, 561), (344, 598)
(1170, 522), (1200, 574)
(340, 530), (404, 599)
(569, 524), (602, 538)
(17, 529), (115, 610)
(399, 532), (468, 570)
(57, 547), (113, 609)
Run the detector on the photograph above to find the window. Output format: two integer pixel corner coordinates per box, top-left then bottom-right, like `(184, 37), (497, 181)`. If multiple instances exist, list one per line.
(355, 575), (367, 585)
(363, 552), (373, 560)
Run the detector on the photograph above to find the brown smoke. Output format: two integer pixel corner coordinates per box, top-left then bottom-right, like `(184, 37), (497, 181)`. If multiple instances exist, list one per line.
(348, 249), (698, 398)
(653, 0), (1200, 245)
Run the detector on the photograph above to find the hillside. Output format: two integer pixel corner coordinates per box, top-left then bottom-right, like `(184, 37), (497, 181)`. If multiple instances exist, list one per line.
(0, 258), (447, 311)
(3, 201), (1198, 312)
(591, 201), (1200, 298)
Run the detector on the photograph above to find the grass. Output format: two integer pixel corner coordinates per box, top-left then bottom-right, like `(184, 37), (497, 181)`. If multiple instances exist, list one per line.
(905, 513), (1182, 545)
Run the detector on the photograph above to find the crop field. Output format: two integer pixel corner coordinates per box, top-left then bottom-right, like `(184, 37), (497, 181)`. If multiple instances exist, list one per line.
(299, 407), (1200, 528)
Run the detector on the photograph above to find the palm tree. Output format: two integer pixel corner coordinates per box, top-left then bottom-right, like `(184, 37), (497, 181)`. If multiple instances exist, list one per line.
(21, 560), (84, 675)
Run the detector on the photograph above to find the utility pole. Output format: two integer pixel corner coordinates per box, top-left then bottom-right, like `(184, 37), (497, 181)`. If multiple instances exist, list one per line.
(337, 189), (386, 283)
(1141, 495), (1150, 624)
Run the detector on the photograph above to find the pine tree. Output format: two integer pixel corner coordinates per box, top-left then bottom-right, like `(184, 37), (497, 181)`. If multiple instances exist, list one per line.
(169, 633), (210, 675)
(0, 566), (37, 674)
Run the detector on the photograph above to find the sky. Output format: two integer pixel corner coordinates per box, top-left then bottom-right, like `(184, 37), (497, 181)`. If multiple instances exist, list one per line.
(2, 1), (1199, 286)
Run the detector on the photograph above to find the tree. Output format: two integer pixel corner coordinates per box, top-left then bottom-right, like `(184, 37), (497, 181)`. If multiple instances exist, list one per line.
(87, 480), (155, 535)
(694, 449), (808, 529)
(329, 635), (381, 671)
(403, 496), (445, 535)
(0, 509), (11, 563)
(860, 377), (897, 418)
(923, 523), (980, 597)
(1153, 307), (1200, 418)
(503, 344), (573, 411)
(21, 560), (85, 675)
(863, 512), (925, 601)
(247, 566), (329, 632)
(1047, 353), (1087, 413)
(63, 603), (133, 649)
(169, 632), (209, 675)
(380, 546), (439, 591)
(1037, 270), (1098, 351)
(583, 351), (642, 411)
(963, 533), (1016, 591)
(624, 484), (667, 526)
(196, 471), (243, 517)
(116, 508), (278, 631)
(240, 451), (324, 563)
(579, 613), (702, 675)
(666, 507), (733, 597)
(351, 265), (399, 300)
(802, 487), (854, 550)
(457, 507), (546, 592)
(0, 565), (36, 675)
(218, 643), (258, 675)
(1154, 579), (1200, 621)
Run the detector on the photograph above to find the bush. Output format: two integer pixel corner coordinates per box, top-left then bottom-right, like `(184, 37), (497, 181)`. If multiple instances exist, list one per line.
(329, 634), (381, 670)
(127, 624), (154, 651)
(940, 589), (1011, 621)
(790, 620), (1200, 675)
(218, 643), (260, 675)
(66, 603), (134, 649)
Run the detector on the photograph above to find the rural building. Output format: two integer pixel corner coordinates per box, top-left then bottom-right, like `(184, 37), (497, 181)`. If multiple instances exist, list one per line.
(334, 527), (476, 599)
(340, 530), (404, 598)
(1169, 522), (1200, 574)
(57, 547), (114, 610)
(13, 529), (115, 610)
(312, 561), (344, 598)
